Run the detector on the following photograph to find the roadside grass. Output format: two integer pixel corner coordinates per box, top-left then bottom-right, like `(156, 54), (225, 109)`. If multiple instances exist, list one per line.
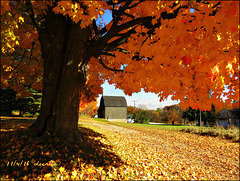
(182, 126), (240, 142)
(93, 118), (239, 142)
(93, 118), (191, 131)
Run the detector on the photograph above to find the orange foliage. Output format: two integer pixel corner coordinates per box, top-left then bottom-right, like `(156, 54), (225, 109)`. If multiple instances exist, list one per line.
(1, 1), (239, 110)
(166, 111), (179, 124)
(79, 99), (98, 117)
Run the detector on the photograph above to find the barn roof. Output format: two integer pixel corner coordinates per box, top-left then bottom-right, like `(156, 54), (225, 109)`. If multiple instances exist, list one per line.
(101, 96), (127, 107)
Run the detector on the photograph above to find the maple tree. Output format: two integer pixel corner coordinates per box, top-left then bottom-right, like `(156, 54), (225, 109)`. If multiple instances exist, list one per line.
(1, 1), (239, 143)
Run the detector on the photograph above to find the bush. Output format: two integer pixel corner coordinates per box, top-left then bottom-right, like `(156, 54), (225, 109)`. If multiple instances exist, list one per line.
(0, 88), (16, 116)
(14, 97), (40, 117)
(134, 110), (150, 124)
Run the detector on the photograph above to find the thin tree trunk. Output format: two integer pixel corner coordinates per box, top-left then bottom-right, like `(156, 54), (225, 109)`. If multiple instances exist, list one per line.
(30, 11), (92, 144)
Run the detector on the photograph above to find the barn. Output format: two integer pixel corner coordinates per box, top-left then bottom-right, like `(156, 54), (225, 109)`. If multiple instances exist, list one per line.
(98, 96), (127, 122)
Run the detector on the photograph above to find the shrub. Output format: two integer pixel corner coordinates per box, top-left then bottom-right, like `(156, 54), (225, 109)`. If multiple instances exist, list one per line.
(134, 110), (150, 124)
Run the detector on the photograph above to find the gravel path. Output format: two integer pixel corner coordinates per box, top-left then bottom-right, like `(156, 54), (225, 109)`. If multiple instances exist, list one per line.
(80, 119), (239, 180)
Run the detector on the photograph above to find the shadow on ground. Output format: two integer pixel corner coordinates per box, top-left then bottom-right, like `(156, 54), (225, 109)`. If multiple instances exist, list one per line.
(0, 117), (124, 179)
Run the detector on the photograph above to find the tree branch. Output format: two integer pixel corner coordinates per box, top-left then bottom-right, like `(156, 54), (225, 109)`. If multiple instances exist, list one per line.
(112, 0), (133, 26)
(116, 48), (129, 54)
(121, 12), (135, 19)
(98, 56), (124, 72)
(11, 49), (27, 72)
(25, 0), (40, 31)
(96, 16), (152, 48)
(92, 19), (99, 34)
(128, 0), (144, 9)
(100, 51), (116, 57)
(88, 2), (189, 60)
(104, 28), (136, 51)
(29, 41), (36, 64)
(117, 16), (152, 34)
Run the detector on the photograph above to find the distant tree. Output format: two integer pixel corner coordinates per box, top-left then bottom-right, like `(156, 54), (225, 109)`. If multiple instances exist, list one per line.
(183, 105), (219, 126)
(182, 107), (198, 123)
(127, 106), (136, 115)
(79, 100), (98, 118)
(14, 97), (40, 116)
(0, 88), (41, 117)
(150, 109), (163, 123)
(164, 105), (183, 124)
(134, 110), (150, 124)
(0, 88), (16, 116)
(201, 104), (217, 126)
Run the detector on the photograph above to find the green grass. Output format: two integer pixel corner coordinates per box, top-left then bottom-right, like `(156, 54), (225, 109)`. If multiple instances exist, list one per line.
(92, 118), (110, 123)
(93, 118), (189, 131)
(93, 118), (239, 141)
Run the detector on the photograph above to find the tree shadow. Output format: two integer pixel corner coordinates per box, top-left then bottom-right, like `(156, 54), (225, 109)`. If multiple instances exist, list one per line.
(0, 117), (125, 179)
(0, 116), (36, 131)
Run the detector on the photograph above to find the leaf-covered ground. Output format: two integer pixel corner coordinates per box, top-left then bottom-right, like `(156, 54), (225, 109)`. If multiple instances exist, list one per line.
(1, 117), (239, 180)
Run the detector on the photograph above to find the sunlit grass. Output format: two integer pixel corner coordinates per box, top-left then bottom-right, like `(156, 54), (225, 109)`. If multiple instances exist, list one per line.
(94, 118), (191, 131)
(182, 125), (240, 142)
(93, 118), (239, 141)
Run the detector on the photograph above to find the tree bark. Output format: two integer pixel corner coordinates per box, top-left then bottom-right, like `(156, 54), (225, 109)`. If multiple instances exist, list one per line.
(30, 11), (92, 144)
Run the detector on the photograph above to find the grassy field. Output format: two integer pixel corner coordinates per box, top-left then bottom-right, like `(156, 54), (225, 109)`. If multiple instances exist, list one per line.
(93, 118), (240, 141)
(93, 118), (188, 130)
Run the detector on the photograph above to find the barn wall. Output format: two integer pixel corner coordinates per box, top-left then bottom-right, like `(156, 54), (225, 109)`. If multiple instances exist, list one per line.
(105, 107), (127, 119)
(97, 108), (105, 118)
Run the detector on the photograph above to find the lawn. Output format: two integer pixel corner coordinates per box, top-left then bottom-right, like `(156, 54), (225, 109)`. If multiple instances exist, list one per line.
(1, 117), (239, 180)
(97, 119), (189, 131)
(93, 118), (240, 141)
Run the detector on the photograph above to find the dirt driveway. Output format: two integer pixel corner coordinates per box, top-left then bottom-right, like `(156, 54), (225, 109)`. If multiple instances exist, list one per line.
(80, 119), (239, 180)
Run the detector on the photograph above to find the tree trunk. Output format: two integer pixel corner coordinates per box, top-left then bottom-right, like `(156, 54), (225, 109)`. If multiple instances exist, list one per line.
(30, 12), (92, 144)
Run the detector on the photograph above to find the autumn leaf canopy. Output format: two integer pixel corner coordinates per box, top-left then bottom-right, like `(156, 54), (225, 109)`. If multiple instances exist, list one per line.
(1, 0), (239, 110)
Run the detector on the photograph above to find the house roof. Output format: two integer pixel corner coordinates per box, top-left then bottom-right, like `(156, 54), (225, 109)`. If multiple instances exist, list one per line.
(101, 96), (127, 107)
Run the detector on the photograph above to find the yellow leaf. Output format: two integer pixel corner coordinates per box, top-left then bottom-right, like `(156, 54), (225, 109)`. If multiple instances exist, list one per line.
(44, 173), (52, 179)
(72, 170), (78, 178)
(59, 166), (65, 173)
(19, 16), (24, 23)
(22, 175), (28, 180)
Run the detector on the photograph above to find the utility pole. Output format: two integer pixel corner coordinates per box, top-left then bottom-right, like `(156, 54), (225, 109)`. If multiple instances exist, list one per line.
(132, 100), (138, 113)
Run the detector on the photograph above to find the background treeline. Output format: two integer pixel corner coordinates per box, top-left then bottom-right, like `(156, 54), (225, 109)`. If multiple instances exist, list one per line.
(0, 88), (41, 117)
(127, 105), (183, 124)
(1, 88), (238, 127)
(1, 88), (99, 118)
(127, 104), (239, 126)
